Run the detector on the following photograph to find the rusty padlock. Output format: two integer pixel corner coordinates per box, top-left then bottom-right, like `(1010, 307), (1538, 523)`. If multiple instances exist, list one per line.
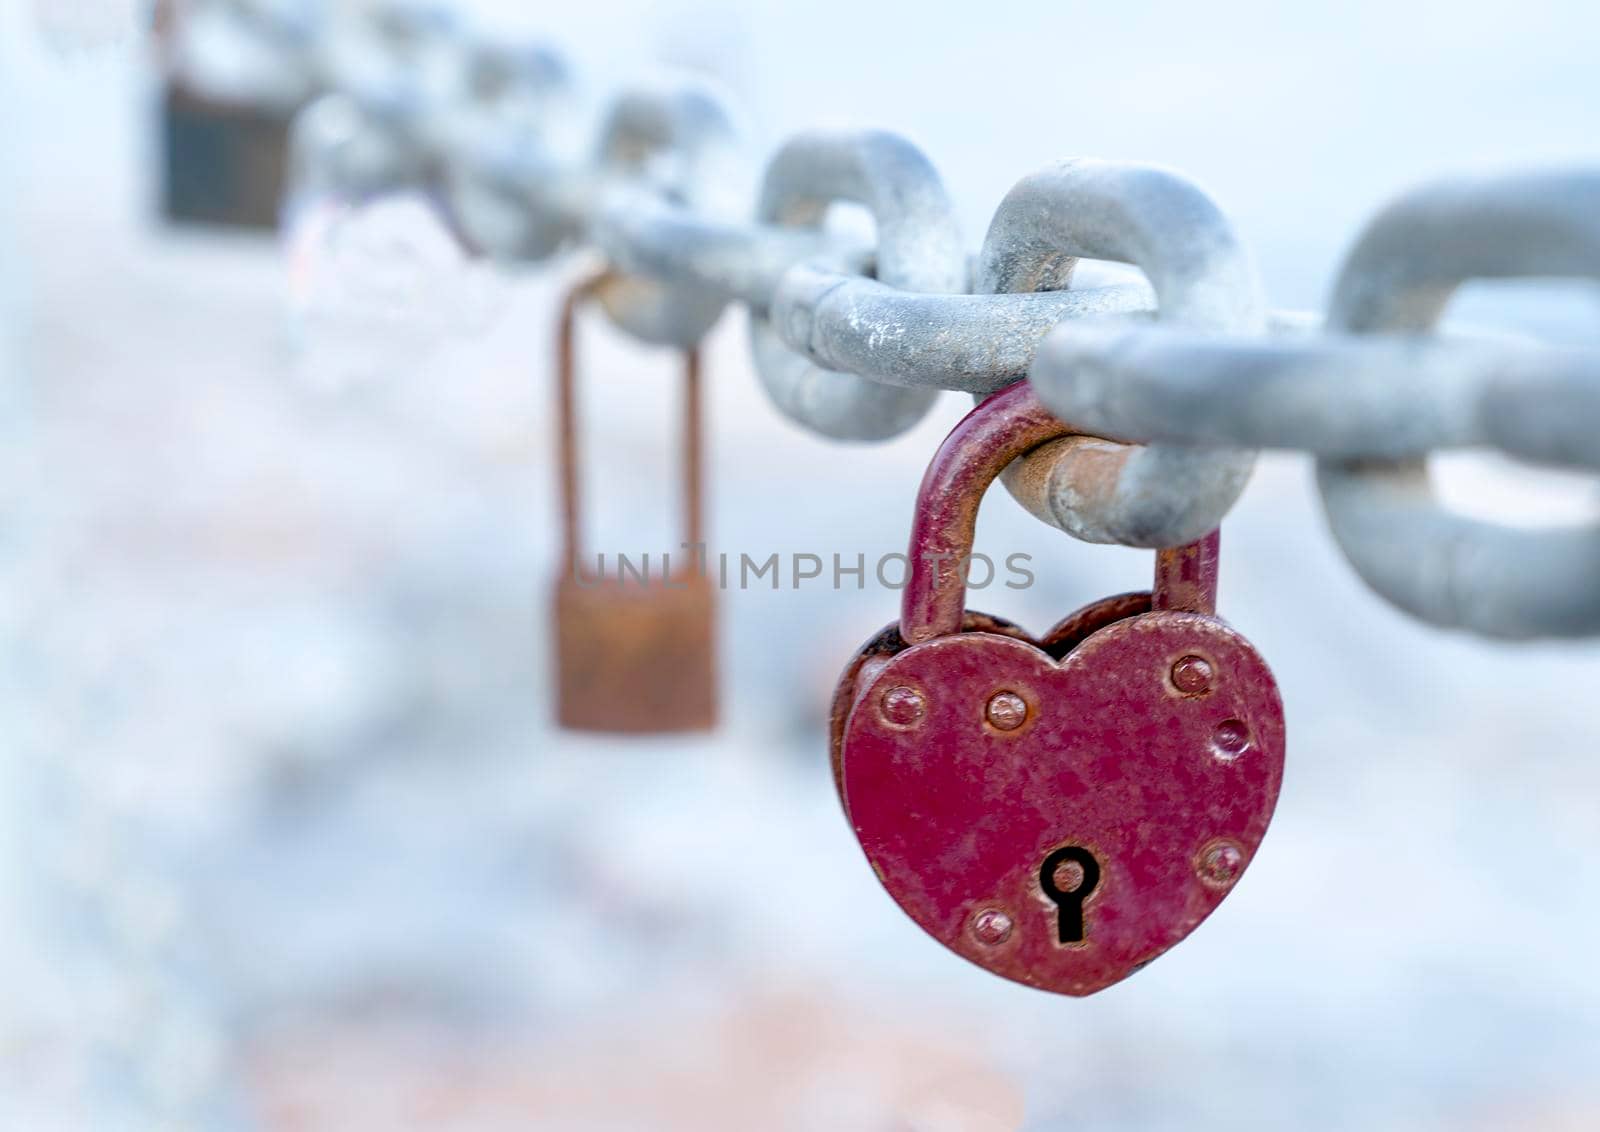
(552, 273), (717, 733)
(161, 83), (297, 230)
(830, 382), (1285, 995)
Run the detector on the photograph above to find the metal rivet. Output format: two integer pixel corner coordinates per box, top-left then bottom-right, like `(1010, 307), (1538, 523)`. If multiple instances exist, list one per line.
(985, 690), (1028, 731)
(971, 907), (1014, 945)
(1171, 654), (1214, 694)
(880, 685), (925, 726)
(1197, 840), (1245, 888)
(1211, 718), (1250, 759)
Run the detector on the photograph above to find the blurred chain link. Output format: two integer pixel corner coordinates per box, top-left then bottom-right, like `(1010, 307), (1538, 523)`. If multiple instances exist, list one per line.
(177, 1), (1600, 639)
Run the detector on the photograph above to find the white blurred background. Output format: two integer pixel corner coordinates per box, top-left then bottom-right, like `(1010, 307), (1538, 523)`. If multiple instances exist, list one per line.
(3, 1), (1600, 1129)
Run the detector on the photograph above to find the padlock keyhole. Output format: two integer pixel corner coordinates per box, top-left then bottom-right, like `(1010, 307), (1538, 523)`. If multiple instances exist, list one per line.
(1039, 846), (1101, 944)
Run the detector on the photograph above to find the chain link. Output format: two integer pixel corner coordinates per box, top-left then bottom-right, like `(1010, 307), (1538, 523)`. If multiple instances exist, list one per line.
(1318, 169), (1600, 638)
(749, 130), (966, 440)
(255, 5), (1600, 638)
(976, 160), (1265, 548)
(1029, 168), (1600, 637)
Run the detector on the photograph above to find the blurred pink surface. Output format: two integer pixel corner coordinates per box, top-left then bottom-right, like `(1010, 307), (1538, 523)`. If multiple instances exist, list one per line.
(250, 988), (1024, 1131)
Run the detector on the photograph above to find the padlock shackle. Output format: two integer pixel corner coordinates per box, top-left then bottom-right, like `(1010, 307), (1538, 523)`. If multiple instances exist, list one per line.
(900, 382), (1219, 643)
(557, 271), (705, 572)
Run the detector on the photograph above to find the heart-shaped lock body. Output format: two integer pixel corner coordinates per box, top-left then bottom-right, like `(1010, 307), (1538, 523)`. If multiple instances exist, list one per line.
(831, 383), (1284, 995)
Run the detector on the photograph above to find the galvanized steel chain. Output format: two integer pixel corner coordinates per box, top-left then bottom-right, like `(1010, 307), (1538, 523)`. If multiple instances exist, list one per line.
(274, 5), (1600, 641)
(1029, 169), (1600, 638)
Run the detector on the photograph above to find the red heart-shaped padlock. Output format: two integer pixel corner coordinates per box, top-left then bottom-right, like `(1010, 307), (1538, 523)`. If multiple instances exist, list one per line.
(832, 384), (1285, 996)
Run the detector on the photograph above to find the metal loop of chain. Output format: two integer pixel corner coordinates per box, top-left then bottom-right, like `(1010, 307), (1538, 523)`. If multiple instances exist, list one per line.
(747, 130), (968, 440)
(1027, 169), (1600, 637)
(584, 76), (745, 345)
(302, 4), (460, 188)
(458, 40), (572, 135)
(452, 73), (749, 346)
(1316, 170), (1600, 638)
(292, 7), (474, 201)
(593, 193), (850, 315)
(979, 160), (1267, 548)
(771, 266), (1155, 393)
(292, 7), (570, 216)
(271, 13), (1600, 637)
(442, 41), (575, 259)
(285, 91), (415, 206)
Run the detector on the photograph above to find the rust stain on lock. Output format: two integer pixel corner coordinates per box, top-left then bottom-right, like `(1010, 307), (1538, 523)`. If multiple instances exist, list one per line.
(554, 572), (716, 733)
(831, 383), (1285, 996)
(552, 273), (717, 733)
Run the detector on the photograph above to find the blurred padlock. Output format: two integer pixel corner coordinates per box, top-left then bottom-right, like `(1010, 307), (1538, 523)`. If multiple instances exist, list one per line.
(831, 382), (1285, 995)
(552, 273), (717, 733)
(162, 83), (296, 229)
(155, 0), (316, 230)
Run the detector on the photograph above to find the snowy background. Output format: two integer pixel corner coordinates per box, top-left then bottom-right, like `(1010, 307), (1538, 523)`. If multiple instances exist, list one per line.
(2, 1), (1599, 1128)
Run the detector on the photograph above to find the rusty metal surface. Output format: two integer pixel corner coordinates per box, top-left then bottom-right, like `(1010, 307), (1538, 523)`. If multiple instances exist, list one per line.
(553, 274), (716, 732)
(554, 572), (716, 733)
(1038, 592), (1155, 657)
(1152, 530), (1221, 614)
(833, 382), (1283, 994)
(899, 383), (1220, 643)
(839, 612), (1284, 996)
(828, 611), (1033, 805)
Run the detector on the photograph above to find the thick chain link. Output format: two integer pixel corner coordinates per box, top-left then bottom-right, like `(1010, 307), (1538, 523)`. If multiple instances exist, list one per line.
(255, 4), (1600, 639)
(1030, 169), (1600, 638)
(974, 160), (1265, 548)
(750, 130), (966, 440)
